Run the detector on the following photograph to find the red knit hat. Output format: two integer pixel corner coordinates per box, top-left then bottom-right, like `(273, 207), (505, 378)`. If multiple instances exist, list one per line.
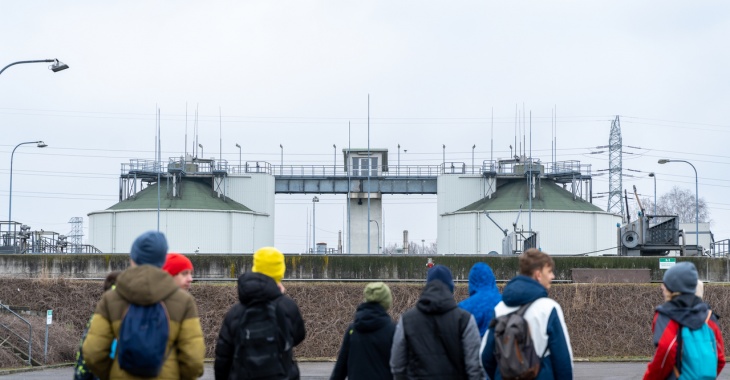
(162, 253), (194, 276)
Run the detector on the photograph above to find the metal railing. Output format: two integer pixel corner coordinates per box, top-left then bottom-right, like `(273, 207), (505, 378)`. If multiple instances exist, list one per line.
(0, 302), (32, 366)
(120, 158), (592, 179)
(711, 239), (730, 257)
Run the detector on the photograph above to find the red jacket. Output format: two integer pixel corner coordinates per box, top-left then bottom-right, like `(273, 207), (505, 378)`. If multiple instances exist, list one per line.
(643, 294), (725, 380)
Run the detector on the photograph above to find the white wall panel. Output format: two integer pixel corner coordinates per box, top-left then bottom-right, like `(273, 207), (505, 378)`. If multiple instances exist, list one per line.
(89, 209), (272, 254)
(437, 175), (485, 215)
(439, 210), (622, 255)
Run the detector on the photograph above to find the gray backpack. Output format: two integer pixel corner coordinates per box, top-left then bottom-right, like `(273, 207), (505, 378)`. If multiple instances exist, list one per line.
(490, 301), (546, 380)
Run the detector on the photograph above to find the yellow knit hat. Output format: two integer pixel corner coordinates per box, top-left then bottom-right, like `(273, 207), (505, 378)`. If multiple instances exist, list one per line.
(252, 247), (285, 283)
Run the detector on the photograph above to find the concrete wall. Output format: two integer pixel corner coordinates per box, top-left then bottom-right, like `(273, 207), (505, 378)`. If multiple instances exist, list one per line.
(1, 254), (729, 282)
(349, 197), (382, 254)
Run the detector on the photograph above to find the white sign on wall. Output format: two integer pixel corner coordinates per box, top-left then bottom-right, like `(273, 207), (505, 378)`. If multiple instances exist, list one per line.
(659, 258), (676, 270)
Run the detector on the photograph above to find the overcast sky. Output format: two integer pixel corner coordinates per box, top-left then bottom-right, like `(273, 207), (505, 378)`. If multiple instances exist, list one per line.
(2, 1), (729, 253)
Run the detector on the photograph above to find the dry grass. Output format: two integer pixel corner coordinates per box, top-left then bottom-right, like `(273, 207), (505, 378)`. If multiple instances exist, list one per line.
(0, 278), (728, 367)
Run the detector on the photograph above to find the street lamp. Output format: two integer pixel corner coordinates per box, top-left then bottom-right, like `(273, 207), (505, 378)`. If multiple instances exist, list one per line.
(422, 239), (425, 254)
(472, 144), (476, 174)
(648, 172), (657, 216)
(442, 144), (446, 169)
(658, 159), (699, 248)
(235, 143), (241, 171)
(198, 143), (204, 159)
(0, 59), (69, 76)
(369, 219), (380, 254)
(397, 144), (401, 175)
(8, 141), (47, 245)
(333, 144), (336, 173)
(279, 144), (284, 172)
(312, 196), (319, 253)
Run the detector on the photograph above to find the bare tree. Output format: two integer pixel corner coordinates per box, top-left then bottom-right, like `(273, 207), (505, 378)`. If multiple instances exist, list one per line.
(381, 241), (437, 255)
(640, 186), (709, 223)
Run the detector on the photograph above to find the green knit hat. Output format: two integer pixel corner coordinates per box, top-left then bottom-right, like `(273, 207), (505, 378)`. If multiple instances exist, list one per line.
(364, 282), (392, 310)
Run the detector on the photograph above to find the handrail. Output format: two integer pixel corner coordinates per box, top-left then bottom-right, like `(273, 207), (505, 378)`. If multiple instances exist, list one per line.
(0, 302), (32, 365)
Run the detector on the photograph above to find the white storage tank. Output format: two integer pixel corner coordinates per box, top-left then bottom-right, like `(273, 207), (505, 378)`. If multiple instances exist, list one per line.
(89, 174), (274, 254)
(438, 177), (622, 256)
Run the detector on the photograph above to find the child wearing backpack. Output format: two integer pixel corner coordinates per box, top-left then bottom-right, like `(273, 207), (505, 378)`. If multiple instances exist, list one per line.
(481, 249), (573, 380)
(643, 262), (725, 380)
(214, 246), (306, 380)
(82, 231), (205, 379)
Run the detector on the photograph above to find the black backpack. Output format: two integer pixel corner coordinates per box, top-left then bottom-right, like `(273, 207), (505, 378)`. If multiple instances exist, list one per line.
(233, 299), (292, 380)
(490, 301), (546, 380)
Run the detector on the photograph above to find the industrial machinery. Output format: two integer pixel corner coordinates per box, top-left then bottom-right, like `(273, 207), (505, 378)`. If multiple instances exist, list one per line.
(617, 186), (696, 256)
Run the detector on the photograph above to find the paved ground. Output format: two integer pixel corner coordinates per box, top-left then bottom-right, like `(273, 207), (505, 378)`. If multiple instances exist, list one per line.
(4, 361), (730, 379)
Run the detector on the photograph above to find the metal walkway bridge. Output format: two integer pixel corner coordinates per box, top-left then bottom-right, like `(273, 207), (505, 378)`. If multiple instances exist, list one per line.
(120, 157), (594, 196)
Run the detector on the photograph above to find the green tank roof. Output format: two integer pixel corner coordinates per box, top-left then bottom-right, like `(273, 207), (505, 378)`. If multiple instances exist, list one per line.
(108, 179), (251, 211)
(458, 179), (603, 212)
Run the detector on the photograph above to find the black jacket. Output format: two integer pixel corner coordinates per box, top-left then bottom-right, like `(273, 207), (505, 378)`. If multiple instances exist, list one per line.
(391, 280), (484, 380)
(330, 302), (396, 380)
(214, 273), (306, 380)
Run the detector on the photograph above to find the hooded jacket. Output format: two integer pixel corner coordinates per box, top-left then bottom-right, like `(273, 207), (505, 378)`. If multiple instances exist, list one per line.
(330, 302), (396, 380)
(481, 275), (573, 380)
(643, 293), (725, 380)
(82, 265), (205, 380)
(458, 263), (502, 337)
(390, 280), (484, 380)
(214, 272), (306, 380)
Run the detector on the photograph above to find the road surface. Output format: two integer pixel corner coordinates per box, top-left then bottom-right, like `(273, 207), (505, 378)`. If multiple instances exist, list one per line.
(4, 361), (730, 379)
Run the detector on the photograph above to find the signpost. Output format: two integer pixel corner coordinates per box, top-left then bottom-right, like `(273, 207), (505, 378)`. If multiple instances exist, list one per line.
(45, 310), (52, 363)
(659, 258), (676, 270)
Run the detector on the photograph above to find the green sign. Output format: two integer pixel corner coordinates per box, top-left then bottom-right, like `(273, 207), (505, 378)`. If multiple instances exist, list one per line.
(46, 310), (53, 325)
(659, 258), (676, 270)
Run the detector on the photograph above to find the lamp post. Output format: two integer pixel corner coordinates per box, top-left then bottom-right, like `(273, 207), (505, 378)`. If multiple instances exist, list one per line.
(472, 144), (476, 174)
(422, 239), (425, 254)
(658, 159), (699, 247)
(312, 196), (319, 253)
(442, 144), (446, 170)
(235, 143), (241, 171)
(648, 172), (657, 216)
(0, 59), (69, 76)
(397, 144), (401, 175)
(333, 144), (336, 174)
(369, 219), (380, 254)
(198, 143), (204, 159)
(8, 141), (48, 244)
(279, 144), (284, 173)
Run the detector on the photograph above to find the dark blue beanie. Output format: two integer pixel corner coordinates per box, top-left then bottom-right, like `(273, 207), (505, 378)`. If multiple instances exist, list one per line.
(130, 231), (168, 268)
(427, 265), (455, 293)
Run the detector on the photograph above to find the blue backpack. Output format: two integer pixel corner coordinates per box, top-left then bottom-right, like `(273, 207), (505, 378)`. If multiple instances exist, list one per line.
(116, 302), (170, 378)
(674, 311), (718, 380)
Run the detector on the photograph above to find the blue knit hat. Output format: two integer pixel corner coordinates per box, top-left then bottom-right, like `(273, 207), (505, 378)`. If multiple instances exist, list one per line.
(427, 265), (455, 293)
(663, 261), (698, 294)
(130, 231), (168, 268)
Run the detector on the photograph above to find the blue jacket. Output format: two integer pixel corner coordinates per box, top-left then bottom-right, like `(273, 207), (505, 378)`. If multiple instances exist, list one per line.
(481, 275), (573, 380)
(458, 262), (502, 336)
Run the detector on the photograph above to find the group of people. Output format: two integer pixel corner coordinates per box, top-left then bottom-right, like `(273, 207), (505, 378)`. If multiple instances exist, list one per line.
(75, 231), (305, 380)
(72, 229), (725, 380)
(332, 248), (573, 380)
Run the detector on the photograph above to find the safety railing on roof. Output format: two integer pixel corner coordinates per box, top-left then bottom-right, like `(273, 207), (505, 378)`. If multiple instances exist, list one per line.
(711, 239), (730, 257)
(120, 158), (592, 178)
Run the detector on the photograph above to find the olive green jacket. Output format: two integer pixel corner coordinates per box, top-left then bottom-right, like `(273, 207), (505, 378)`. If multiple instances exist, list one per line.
(82, 265), (205, 380)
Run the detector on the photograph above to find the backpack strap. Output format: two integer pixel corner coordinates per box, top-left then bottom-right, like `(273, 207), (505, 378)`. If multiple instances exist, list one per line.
(672, 310), (714, 379)
(516, 299), (550, 359)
